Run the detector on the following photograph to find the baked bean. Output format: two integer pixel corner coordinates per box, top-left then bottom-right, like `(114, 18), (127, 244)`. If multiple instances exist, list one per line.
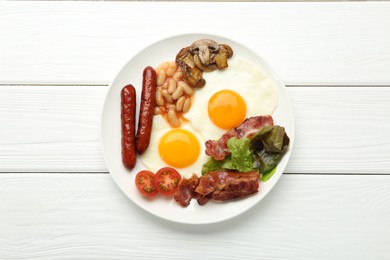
(154, 61), (196, 128)
(167, 109), (180, 127)
(161, 81), (168, 90)
(182, 98), (191, 113)
(157, 69), (166, 86)
(167, 79), (177, 94)
(179, 81), (193, 95)
(158, 62), (169, 71)
(161, 89), (173, 103)
(156, 88), (164, 106)
(176, 96), (185, 111)
(173, 71), (183, 81)
(172, 84), (184, 100)
(166, 62), (177, 77)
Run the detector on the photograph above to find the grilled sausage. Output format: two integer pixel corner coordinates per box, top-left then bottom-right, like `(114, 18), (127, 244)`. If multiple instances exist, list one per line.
(121, 84), (137, 169)
(136, 66), (157, 154)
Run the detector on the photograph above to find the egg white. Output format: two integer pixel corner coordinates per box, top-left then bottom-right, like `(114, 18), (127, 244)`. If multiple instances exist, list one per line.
(140, 115), (208, 178)
(185, 55), (279, 140)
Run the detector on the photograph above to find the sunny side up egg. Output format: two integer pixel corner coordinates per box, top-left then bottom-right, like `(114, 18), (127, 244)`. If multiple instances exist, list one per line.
(140, 115), (209, 179)
(185, 56), (279, 140)
(141, 55), (278, 178)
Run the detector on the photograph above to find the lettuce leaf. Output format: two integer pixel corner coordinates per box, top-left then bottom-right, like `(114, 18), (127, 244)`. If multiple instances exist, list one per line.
(261, 167), (277, 182)
(201, 157), (223, 174)
(201, 137), (253, 174)
(201, 125), (290, 182)
(250, 125), (290, 173)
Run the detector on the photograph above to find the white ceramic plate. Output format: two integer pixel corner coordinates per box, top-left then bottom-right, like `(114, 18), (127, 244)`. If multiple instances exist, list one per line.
(101, 33), (294, 225)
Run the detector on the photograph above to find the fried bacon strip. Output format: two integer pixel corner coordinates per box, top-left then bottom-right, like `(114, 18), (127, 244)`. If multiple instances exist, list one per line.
(174, 170), (259, 207)
(173, 174), (200, 207)
(205, 115), (274, 160)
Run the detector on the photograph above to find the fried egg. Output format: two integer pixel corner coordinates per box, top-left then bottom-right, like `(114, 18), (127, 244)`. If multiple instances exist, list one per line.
(185, 56), (279, 140)
(140, 115), (208, 178)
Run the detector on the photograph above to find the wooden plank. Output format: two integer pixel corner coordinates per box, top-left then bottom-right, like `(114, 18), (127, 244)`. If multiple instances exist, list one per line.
(287, 86), (390, 173)
(0, 85), (108, 172)
(0, 173), (389, 259)
(0, 85), (389, 173)
(1, 2), (390, 85)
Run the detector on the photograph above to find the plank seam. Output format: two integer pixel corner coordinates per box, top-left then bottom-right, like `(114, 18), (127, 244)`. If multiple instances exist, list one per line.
(0, 172), (389, 175)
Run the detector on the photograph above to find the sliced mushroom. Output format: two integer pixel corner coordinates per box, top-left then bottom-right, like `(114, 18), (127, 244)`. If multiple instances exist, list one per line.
(176, 47), (194, 68)
(214, 52), (228, 70)
(175, 39), (233, 88)
(187, 66), (205, 88)
(190, 39), (219, 66)
(190, 39), (220, 52)
(213, 45), (234, 69)
(176, 48), (204, 88)
(219, 44), (234, 58)
(190, 39), (220, 65)
(193, 54), (218, 72)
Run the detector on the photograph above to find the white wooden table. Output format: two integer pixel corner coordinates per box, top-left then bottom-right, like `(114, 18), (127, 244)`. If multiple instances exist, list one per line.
(1, 2), (390, 259)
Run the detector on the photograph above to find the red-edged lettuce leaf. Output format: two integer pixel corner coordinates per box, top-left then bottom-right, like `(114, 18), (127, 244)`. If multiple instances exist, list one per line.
(250, 125), (290, 173)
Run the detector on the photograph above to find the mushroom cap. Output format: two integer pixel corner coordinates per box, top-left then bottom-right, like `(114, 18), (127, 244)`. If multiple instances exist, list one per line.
(189, 39), (220, 53)
(175, 39), (233, 88)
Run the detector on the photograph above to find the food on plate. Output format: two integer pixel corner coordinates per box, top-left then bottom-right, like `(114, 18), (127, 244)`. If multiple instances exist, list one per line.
(121, 38), (290, 209)
(174, 171), (259, 207)
(135, 170), (158, 197)
(202, 118), (290, 180)
(173, 115), (289, 207)
(136, 66), (157, 155)
(176, 39), (233, 88)
(250, 125), (290, 174)
(204, 115), (274, 161)
(140, 115), (208, 179)
(154, 167), (182, 196)
(135, 167), (182, 197)
(121, 84), (137, 169)
(185, 56), (279, 141)
(136, 115), (289, 206)
(154, 62), (194, 127)
(196, 170), (259, 205)
(173, 174), (200, 207)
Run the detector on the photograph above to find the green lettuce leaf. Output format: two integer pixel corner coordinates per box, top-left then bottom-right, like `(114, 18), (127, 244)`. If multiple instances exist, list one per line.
(201, 157), (223, 174)
(201, 137), (253, 174)
(261, 167), (277, 182)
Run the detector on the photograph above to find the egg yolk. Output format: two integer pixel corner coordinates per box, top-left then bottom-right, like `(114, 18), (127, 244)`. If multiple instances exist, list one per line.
(158, 129), (200, 168)
(208, 90), (247, 130)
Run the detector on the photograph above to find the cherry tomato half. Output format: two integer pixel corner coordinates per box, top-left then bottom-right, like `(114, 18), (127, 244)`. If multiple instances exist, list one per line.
(135, 170), (158, 197)
(154, 167), (182, 196)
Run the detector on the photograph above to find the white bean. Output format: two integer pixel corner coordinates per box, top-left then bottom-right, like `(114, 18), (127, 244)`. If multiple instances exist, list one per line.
(176, 96), (185, 112)
(157, 69), (166, 86)
(167, 109), (180, 127)
(161, 81), (168, 90)
(166, 62), (177, 77)
(182, 98), (191, 113)
(167, 79), (177, 94)
(161, 89), (173, 103)
(157, 62), (169, 71)
(173, 71), (183, 81)
(156, 89), (164, 106)
(179, 81), (194, 95)
(172, 84), (184, 100)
